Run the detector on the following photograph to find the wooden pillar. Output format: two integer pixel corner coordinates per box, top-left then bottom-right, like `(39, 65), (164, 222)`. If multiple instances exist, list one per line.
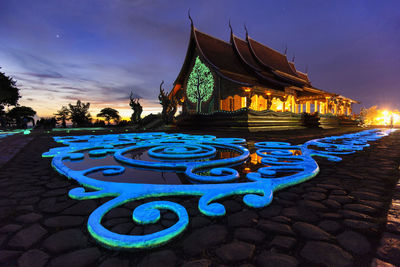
(300, 104), (303, 113)
(334, 103), (337, 115)
(314, 100), (318, 113)
(325, 98), (329, 114)
(292, 97), (296, 113)
(306, 101), (311, 113)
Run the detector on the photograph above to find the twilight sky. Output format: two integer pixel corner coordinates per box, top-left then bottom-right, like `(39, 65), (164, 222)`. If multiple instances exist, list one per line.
(1, 0), (399, 119)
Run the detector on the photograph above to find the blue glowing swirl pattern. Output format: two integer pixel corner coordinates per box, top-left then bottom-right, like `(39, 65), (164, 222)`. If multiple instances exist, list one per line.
(42, 129), (394, 249)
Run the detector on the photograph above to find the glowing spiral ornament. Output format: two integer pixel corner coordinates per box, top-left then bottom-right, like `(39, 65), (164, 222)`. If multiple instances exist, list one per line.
(42, 129), (395, 250)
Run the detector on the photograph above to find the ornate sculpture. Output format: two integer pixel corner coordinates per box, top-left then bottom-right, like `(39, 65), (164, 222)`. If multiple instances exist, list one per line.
(158, 81), (177, 124)
(129, 92), (142, 124)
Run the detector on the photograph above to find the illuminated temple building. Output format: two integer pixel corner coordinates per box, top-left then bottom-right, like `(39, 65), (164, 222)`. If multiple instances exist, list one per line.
(169, 20), (359, 129)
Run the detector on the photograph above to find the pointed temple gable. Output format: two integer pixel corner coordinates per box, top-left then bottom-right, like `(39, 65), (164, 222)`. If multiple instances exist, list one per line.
(170, 22), (358, 118)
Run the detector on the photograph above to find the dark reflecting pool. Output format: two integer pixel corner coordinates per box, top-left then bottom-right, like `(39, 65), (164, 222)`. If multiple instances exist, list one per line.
(63, 143), (302, 185)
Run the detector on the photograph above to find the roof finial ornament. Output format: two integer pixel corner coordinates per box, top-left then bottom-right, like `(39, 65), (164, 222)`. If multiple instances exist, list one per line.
(284, 44), (288, 55)
(292, 54), (295, 62)
(188, 9), (193, 27)
(229, 19), (233, 34)
(244, 23), (249, 38)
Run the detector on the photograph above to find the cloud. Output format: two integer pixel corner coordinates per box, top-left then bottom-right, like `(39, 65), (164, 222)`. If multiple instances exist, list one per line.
(22, 71), (63, 79)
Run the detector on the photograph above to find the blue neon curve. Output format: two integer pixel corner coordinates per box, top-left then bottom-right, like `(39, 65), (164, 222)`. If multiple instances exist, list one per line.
(42, 129), (394, 249)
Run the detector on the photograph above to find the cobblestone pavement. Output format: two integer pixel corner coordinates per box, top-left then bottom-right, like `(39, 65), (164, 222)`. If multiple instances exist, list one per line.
(0, 134), (34, 167)
(0, 128), (399, 267)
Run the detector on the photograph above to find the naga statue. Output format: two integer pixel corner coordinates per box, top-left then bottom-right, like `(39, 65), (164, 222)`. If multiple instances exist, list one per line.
(158, 80), (178, 124)
(129, 92), (143, 124)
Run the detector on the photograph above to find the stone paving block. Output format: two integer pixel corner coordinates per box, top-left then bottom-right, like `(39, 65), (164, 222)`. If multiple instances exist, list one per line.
(341, 210), (373, 221)
(49, 247), (100, 267)
(215, 241), (255, 262)
(228, 210), (258, 227)
(182, 259), (212, 267)
(15, 212), (43, 223)
(99, 257), (130, 267)
(44, 215), (84, 228)
(61, 200), (97, 215)
(259, 204), (282, 218)
(300, 241), (353, 267)
(137, 250), (176, 267)
(0, 224), (22, 233)
(0, 250), (22, 263)
(281, 207), (319, 222)
(42, 229), (87, 254)
(190, 216), (211, 228)
(270, 235), (296, 250)
(17, 249), (49, 267)
(234, 227), (265, 243)
(337, 230), (371, 255)
(343, 203), (376, 214)
(8, 224), (47, 250)
(293, 222), (332, 241)
(183, 225), (227, 256)
(318, 220), (342, 233)
(257, 220), (294, 236)
(222, 199), (242, 213)
(256, 251), (298, 267)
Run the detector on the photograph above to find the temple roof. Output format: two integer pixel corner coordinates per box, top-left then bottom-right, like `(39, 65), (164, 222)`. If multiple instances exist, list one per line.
(194, 29), (258, 85)
(191, 27), (311, 88)
(232, 35), (263, 71)
(172, 22), (357, 103)
(247, 37), (300, 78)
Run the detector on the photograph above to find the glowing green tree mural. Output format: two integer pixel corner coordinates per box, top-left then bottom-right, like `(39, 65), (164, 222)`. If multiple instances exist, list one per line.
(186, 56), (214, 113)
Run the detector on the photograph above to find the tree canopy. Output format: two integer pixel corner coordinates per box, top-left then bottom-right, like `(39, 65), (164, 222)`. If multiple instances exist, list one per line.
(0, 68), (21, 107)
(54, 106), (70, 128)
(7, 106), (36, 128)
(97, 107), (120, 125)
(68, 100), (91, 127)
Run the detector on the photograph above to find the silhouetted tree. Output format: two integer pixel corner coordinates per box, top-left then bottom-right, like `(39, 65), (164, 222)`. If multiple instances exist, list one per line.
(0, 105), (6, 128)
(68, 100), (91, 127)
(97, 107), (120, 125)
(54, 106), (69, 128)
(93, 119), (106, 127)
(0, 67), (20, 108)
(7, 106), (36, 129)
(36, 117), (56, 129)
(0, 68), (21, 128)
